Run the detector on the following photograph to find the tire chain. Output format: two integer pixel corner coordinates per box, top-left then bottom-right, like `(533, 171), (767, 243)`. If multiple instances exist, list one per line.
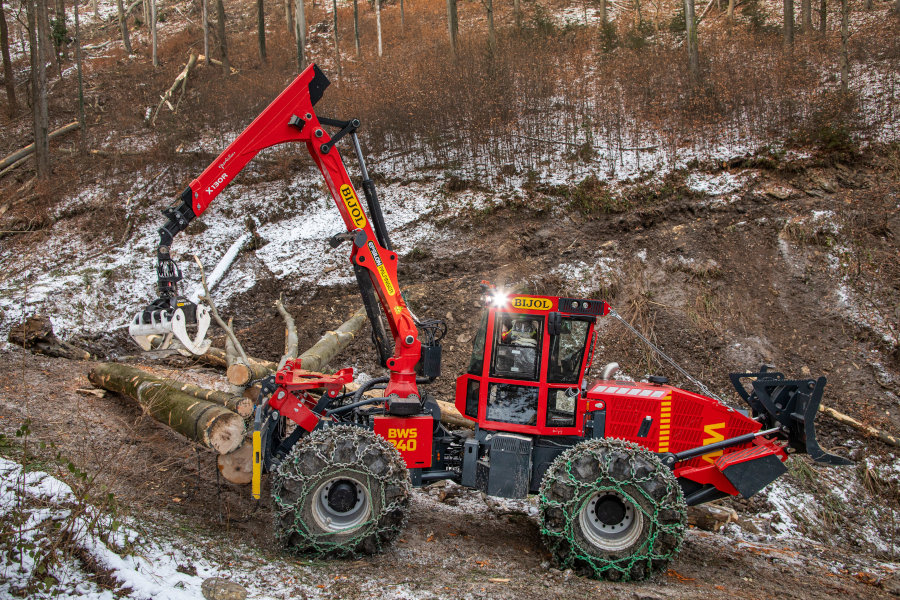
(538, 438), (687, 581)
(272, 425), (411, 557)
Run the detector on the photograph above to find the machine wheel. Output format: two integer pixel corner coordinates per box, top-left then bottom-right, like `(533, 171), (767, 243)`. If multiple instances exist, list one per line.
(538, 438), (687, 581)
(272, 425), (411, 557)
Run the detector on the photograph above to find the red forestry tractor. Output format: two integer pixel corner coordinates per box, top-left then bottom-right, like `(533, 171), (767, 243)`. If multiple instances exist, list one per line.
(129, 65), (849, 581)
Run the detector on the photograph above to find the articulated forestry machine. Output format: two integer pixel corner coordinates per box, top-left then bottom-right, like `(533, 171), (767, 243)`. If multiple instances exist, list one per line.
(130, 65), (849, 581)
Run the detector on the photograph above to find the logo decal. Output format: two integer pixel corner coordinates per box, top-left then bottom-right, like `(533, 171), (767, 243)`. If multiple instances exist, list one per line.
(367, 241), (396, 296)
(218, 151), (235, 170)
(511, 296), (553, 311)
(386, 427), (417, 452)
(205, 172), (228, 195)
(701, 422), (725, 464)
(340, 184), (367, 229)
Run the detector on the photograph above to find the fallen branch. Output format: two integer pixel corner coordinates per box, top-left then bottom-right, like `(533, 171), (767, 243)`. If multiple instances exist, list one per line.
(151, 52), (197, 126)
(0, 121), (80, 172)
(275, 295), (299, 370)
(188, 232), (251, 303)
(8, 315), (93, 360)
(88, 363), (245, 453)
(820, 404), (899, 448)
(194, 254), (249, 366)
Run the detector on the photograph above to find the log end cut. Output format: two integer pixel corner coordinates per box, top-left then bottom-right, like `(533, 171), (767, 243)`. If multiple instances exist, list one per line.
(217, 439), (253, 485)
(207, 411), (246, 455)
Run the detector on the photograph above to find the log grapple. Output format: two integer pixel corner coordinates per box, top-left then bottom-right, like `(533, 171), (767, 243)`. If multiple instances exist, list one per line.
(132, 64), (850, 580)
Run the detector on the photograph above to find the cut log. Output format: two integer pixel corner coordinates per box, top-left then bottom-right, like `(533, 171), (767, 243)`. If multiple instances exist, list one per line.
(820, 404), (900, 448)
(296, 307), (367, 373)
(8, 315), (92, 360)
(217, 438), (253, 484)
(436, 399), (473, 430)
(88, 363), (244, 454)
(0, 121), (79, 172)
(275, 296), (298, 370)
(226, 359), (277, 386)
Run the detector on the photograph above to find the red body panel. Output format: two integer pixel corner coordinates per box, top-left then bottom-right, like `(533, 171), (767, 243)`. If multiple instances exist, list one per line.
(374, 415), (433, 468)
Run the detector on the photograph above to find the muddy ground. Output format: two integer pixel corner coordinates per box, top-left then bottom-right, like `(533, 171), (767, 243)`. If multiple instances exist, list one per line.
(1, 147), (899, 597)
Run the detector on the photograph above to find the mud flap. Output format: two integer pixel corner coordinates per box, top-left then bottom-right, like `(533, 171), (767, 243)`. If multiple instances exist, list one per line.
(715, 444), (787, 498)
(730, 367), (851, 466)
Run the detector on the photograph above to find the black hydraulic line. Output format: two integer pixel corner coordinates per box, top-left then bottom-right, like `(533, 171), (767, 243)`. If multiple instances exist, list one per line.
(350, 131), (392, 251)
(420, 470), (460, 483)
(683, 485), (729, 506)
(669, 427), (781, 464)
(327, 396), (385, 416)
(328, 375), (435, 416)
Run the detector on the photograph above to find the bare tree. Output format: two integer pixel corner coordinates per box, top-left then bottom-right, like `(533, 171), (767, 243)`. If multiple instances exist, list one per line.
(484, 0), (496, 52)
(74, 0), (85, 142)
(284, 0), (294, 39)
(400, 0), (404, 29)
(726, 0), (735, 21)
(295, 0), (306, 70)
(600, 0), (607, 24)
(331, 0), (341, 80)
(801, 0), (811, 31)
(116, 0), (132, 53)
(684, 0), (699, 80)
(784, 0), (794, 45)
(864, 0), (871, 9)
(840, 0), (849, 93)
(257, 0), (266, 63)
(202, 0), (209, 64)
(54, 0), (66, 62)
(0, 0), (17, 116)
(353, 0), (359, 57)
(446, 0), (458, 55)
(25, 0), (49, 178)
(515, 0), (522, 27)
(376, 0), (382, 56)
(819, 0), (826, 33)
(216, 0), (230, 73)
(150, 0), (158, 66)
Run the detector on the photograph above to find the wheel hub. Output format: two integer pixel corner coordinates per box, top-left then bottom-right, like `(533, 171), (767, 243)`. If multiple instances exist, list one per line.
(579, 490), (644, 552)
(312, 476), (371, 533)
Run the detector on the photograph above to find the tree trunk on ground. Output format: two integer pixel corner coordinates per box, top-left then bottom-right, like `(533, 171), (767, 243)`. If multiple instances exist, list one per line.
(217, 440), (254, 483)
(295, 307), (367, 373)
(0, 120), (78, 171)
(216, 0), (229, 74)
(88, 363), (245, 454)
(684, 0), (699, 81)
(819, 0), (826, 33)
(0, 0), (17, 117)
(257, 0), (266, 63)
(8, 315), (92, 360)
(26, 0), (50, 179)
(116, 0), (132, 53)
(331, 0), (341, 79)
(375, 0), (382, 56)
(201, 0), (209, 64)
(73, 0), (85, 144)
(353, 0), (359, 56)
(839, 0), (849, 93)
(295, 0), (306, 71)
(198, 346), (278, 371)
(784, 0), (794, 45)
(446, 0), (457, 55)
(151, 0), (158, 66)
(485, 0), (495, 53)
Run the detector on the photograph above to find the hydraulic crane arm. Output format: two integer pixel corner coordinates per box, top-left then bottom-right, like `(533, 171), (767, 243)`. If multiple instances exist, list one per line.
(136, 64), (431, 406)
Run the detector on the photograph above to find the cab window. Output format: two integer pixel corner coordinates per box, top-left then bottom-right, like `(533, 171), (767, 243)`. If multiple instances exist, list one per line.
(547, 318), (591, 384)
(467, 312), (489, 375)
(490, 313), (543, 381)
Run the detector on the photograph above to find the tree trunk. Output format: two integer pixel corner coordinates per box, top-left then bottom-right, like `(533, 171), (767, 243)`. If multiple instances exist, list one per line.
(26, 0), (50, 179)
(801, 0), (811, 31)
(54, 0), (66, 62)
(486, 0), (495, 53)
(375, 0), (382, 57)
(353, 0), (359, 57)
(73, 0), (85, 144)
(150, 0), (158, 66)
(726, 0), (734, 21)
(840, 0), (849, 93)
(38, 0), (59, 79)
(0, 0), (17, 117)
(784, 0), (794, 45)
(295, 0), (306, 71)
(284, 0), (294, 40)
(684, 0), (699, 81)
(599, 0), (607, 23)
(0, 120), (78, 171)
(332, 0), (341, 79)
(819, 0), (826, 33)
(400, 0), (404, 29)
(296, 307), (367, 373)
(201, 0), (209, 65)
(863, 0), (871, 9)
(92, 0), (98, 19)
(446, 0), (457, 55)
(88, 363), (245, 454)
(216, 0), (229, 74)
(257, 0), (266, 63)
(116, 0), (132, 53)
(515, 0), (522, 27)
(633, 0), (641, 27)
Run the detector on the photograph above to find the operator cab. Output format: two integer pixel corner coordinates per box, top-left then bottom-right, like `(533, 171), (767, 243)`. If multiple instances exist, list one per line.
(455, 290), (609, 436)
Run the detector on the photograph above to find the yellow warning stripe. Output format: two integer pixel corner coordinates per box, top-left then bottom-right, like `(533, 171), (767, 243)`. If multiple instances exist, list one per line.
(658, 393), (672, 452)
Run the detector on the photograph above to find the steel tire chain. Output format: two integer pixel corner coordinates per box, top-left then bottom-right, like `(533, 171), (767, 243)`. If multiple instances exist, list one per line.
(271, 424), (411, 557)
(538, 438), (687, 581)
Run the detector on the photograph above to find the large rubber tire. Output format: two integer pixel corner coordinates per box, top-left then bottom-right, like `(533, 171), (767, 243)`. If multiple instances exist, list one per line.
(539, 438), (687, 581)
(272, 425), (411, 557)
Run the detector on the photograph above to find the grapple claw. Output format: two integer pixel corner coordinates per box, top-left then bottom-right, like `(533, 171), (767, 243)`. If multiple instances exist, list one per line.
(129, 298), (212, 356)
